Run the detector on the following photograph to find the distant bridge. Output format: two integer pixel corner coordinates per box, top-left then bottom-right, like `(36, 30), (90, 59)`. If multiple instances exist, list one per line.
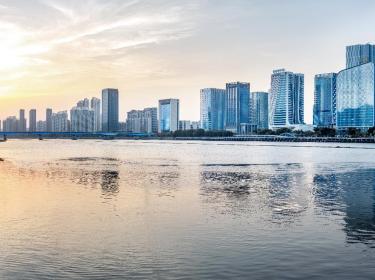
(0, 131), (154, 140)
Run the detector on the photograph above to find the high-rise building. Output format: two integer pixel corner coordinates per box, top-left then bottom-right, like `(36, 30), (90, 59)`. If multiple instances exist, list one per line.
(37, 121), (46, 132)
(200, 88), (225, 131)
(18, 109), (26, 132)
(77, 98), (90, 108)
(29, 109), (37, 132)
(336, 62), (375, 130)
(313, 73), (337, 127)
(346, 44), (375, 69)
(158, 99), (179, 133)
(70, 106), (95, 132)
(269, 69), (304, 128)
(51, 111), (69, 132)
(91, 97), (101, 132)
(224, 82), (250, 133)
(46, 108), (53, 132)
(3, 116), (18, 132)
(127, 107), (158, 134)
(102, 88), (119, 132)
(251, 92), (269, 130)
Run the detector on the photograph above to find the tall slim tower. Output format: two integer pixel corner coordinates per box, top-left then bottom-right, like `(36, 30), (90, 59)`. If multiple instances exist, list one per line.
(313, 73), (337, 127)
(102, 89), (119, 132)
(18, 109), (26, 132)
(224, 82), (250, 133)
(46, 108), (53, 132)
(91, 97), (101, 132)
(251, 92), (269, 130)
(269, 69), (304, 128)
(29, 109), (37, 132)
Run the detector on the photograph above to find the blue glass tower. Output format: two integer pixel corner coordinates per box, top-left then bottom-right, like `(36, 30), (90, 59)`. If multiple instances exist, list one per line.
(224, 82), (250, 133)
(200, 88), (225, 131)
(313, 73), (337, 127)
(102, 88), (119, 132)
(251, 92), (269, 130)
(336, 63), (375, 129)
(346, 44), (375, 69)
(158, 99), (179, 133)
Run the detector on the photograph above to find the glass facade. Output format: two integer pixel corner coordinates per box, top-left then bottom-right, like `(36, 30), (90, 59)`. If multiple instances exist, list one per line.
(313, 73), (337, 127)
(102, 88), (119, 132)
(158, 99), (179, 132)
(336, 62), (375, 129)
(200, 88), (225, 131)
(269, 69), (304, 128)
(224, 82), (250, 133)
(346, 44), (375, 69)
(251, 92), (269, 130)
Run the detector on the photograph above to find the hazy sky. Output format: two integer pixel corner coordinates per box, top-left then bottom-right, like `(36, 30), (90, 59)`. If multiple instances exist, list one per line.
(1, 0), (375, 124)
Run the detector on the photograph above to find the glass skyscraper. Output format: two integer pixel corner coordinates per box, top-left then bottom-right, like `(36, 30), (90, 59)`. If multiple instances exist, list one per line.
(269, 69), (304, 128)
(102, 88), (119, 132)
(224, 82), (250, 133)
(158, 99), (179, 133)
(251, 91), (269, 130)
(336, 62), (375, 129)
(346, 44), (375, 69)
(313, 73), (337, 127)
(200, 88), (225, 131)
(29, 109), (37, 132)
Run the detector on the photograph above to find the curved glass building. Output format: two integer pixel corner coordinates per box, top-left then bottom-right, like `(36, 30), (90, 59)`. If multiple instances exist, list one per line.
(336, 62), (375, 129)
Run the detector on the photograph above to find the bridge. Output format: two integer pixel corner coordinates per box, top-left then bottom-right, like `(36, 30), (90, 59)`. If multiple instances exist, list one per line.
(0, 131), (154, 141)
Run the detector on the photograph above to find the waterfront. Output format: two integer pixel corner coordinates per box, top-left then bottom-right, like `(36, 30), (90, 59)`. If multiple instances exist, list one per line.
(1, 140), (375, 279)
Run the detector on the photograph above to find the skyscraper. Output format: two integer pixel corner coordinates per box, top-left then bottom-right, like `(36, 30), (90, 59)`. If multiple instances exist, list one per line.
(336, 62), (375, 130)
(224, 82), (250, 133)
(269, 69), (304, 128)
(46, 108), (53, 132)
(51, 111), (69, 132)
(29, 109), (37, 132)
(313, 73), (337, 127)
(346, 44), (375, 69)
(70, 106), (95, 132)
(200, 88), (225, 131)
(251, 92), (269, 130)
(18, 109), (26, 132)
(91, 97), (101, 132)
(158, 99), (179, 133)
(102, 88), (119, 132)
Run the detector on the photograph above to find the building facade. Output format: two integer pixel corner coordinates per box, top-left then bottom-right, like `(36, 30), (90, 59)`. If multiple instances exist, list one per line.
(346, 44), (375, 69)
(126, 107), (157, 134)
(51, 111), (69, 132)
(336, 62), (375, 130)
(251, 91), (269, 130)
(29, 109), (37, 132)
(70, 107), (95, 132)
(313, 73), (337, 127)
(102, 88), (119, 132)
(269, 69), (304, 128)
(200, 88), (225, 131)
(46, 108), (53, 132)
(91, 97), (101, 132)
(224, 82), (250, 133)
(158, 99), (179, 133)
(3, 117), (18, 132)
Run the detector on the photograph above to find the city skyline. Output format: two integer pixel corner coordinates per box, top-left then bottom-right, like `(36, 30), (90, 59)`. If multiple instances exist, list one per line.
(1, 0), (375, 123)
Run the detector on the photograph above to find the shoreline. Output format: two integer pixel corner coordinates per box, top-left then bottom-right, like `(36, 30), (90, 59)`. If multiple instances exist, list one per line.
(1, 135), (375, 143)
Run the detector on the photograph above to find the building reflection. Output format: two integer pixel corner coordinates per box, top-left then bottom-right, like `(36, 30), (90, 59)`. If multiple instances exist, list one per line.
(314, 168), (375, 247)
(101, 170), (120, 195)
(199, 163), (310, 219)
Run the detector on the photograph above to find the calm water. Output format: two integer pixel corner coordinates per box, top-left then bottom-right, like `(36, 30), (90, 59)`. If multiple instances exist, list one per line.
(1, 140), (375, 279)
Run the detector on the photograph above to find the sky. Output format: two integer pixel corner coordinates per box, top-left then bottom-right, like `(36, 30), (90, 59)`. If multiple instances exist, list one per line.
(1, 0), (375, 124)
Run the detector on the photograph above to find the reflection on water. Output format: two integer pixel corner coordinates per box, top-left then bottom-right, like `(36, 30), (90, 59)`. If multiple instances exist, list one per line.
(1, 140), (375, 279)
(314, 168), (375, 247)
